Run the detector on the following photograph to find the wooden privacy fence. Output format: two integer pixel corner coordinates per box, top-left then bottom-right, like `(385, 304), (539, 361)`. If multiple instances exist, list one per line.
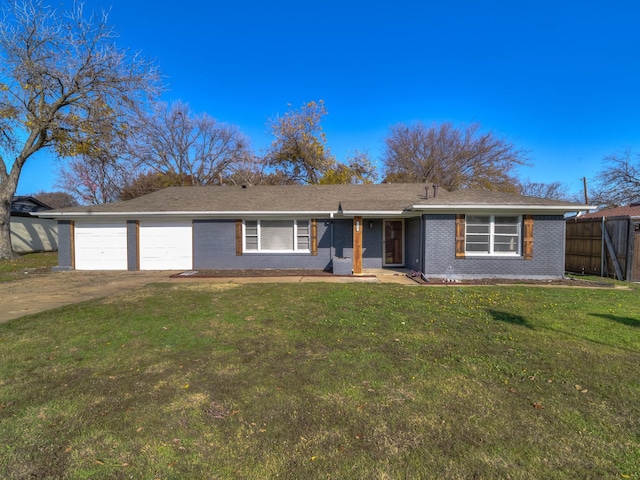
(565, 216), (640, 281)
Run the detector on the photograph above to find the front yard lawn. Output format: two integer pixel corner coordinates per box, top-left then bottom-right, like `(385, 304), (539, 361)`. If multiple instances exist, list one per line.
(1, 282), (639, 479)
(0, 252), (57, 282)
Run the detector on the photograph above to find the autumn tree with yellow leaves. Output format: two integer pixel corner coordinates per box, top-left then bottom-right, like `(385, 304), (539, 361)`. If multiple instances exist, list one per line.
(0, 0), (158, 258)
(266, 100), (376, 185)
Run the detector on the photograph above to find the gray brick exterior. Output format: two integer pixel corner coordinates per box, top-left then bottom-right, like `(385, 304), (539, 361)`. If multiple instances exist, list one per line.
(52, 220), (73, 271)
(332, 220), (353, 262)
(362, 219), (382, 269)
(423, 214), (566, 279)
(127, 221), (138, 271)
(53, 214), (567, 278)
(193, 219), (361, 271)
(405, 217), (422, 270)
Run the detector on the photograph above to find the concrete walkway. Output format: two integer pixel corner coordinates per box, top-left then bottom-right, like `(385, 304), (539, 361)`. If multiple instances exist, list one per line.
(0, 270), (416, 323)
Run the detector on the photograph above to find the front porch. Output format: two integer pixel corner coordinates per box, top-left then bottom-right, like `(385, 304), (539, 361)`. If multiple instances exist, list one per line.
(358, 267), (411, 276)
(340, 216), (422, 275)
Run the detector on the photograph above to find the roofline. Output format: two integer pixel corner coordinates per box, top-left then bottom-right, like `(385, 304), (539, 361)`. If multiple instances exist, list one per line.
(36, 209), (419, 218)
(340, 210), (409, 216)
(12, 195), (52, 210)
(33, 210), (338, 218)
(34, 204), (594, 219)
(409, 204), (593, 213)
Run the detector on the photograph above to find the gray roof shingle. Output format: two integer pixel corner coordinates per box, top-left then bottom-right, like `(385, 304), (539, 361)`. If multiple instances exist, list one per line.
(42, 183), (587, 216)
(415, 188), (587, 208)
(48, 183), (439, 214)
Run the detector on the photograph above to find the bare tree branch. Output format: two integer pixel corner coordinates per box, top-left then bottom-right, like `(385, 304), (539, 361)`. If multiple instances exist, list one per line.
(382, 122), (528, 192)
(591, 150), (640, 207)
(130, 101), (251, 187)
(0, 0), (159, 257)
(519, 179), (570, 200)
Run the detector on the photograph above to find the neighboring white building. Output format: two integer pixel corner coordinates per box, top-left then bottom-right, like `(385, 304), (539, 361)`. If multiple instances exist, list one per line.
(11, 196), (58, 253)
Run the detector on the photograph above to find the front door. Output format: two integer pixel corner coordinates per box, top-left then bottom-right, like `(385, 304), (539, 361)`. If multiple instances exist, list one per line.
(383, 220), (404, 266)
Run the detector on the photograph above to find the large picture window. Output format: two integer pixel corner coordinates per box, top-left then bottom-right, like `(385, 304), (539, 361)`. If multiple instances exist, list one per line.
(465, 215), (521, 255)
(244, 220), (310, 252)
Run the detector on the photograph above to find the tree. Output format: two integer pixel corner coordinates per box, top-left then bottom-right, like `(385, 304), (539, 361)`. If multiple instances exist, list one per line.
(319, 151), (377, 185)
(381, 122), (528, 192)
(266, 100), (377, 185)
(266, 100), (335, 184)
(591, 150), (640, 207)
(56, 98), (138, 204)
(223, 155), (295, 186)
(132, 101), (251, 186)
(33, 190), (77, 208)
(519, 179), (570, 200)
(57, 101), (252, 201)
(56, 156), (131, 204)
(0, 0), (158, 258)
(119, 171), (192, 201)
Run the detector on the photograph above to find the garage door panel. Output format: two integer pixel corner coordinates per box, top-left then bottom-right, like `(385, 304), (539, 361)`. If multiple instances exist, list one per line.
(139, 221), (192, 270)
(75, 223), (127, 270)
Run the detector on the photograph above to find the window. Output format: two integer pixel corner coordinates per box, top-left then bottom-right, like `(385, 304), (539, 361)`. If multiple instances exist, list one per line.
(244, 220), (310, 252)
(465, 215), (521, 255)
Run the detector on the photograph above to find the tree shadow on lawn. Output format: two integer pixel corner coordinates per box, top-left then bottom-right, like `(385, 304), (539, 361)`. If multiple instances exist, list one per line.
(590, 313), (640, 328)
(487, 309), (534, 329)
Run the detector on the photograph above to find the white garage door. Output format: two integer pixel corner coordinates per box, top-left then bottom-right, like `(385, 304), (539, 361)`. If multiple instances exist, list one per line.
(139, 221), (193, 270)
(75, 223), (128, 270)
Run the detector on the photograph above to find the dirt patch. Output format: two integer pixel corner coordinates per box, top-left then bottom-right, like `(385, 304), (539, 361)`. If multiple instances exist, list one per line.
(171, 269), (333, 278)
(0, 270), (174, 323)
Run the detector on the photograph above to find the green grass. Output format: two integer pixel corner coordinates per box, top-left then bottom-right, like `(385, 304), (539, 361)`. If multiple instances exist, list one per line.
(0, 282), (639, 479)
(0, 251), (57, 282)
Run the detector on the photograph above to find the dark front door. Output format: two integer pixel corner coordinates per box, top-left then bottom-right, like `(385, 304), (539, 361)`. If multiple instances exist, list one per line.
(383, 220), (404, 266)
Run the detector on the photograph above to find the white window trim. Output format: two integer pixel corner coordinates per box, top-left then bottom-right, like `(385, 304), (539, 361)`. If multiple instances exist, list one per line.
(465, 215), (522, 256)
(243, 219), (311, 253)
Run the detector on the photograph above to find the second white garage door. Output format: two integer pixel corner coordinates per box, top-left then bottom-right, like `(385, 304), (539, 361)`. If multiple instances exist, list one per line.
(139, 221), (193, 270)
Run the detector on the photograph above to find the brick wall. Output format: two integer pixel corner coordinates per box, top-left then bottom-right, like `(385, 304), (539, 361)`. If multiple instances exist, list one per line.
(362, 219), (382, 269)
(405, 217), (422, 270)
(423, 214), (566, 279)
(53, 220), (73, 271)
(193, 219), (357, 270)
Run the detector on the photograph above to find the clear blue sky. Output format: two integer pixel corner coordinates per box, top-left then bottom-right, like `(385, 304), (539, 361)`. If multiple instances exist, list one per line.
(16, 0), (640, 198)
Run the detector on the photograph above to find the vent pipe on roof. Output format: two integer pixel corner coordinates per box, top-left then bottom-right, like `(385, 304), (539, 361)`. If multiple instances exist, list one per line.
(433, 185), (439, 197)
(424, 186), (429, 199)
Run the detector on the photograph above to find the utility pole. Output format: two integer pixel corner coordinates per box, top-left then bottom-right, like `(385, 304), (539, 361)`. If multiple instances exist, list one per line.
(582, 177), (589, 204)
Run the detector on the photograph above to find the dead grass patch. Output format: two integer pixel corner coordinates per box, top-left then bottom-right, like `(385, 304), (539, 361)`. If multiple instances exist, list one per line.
(170, 283), (240, 292)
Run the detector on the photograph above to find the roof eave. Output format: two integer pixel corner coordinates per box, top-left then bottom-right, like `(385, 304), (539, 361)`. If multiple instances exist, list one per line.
(340, 210), (411, 217)
(33, 210), (339, 219)
(35, 209), (417, 219)
(409, 204), (593, 214)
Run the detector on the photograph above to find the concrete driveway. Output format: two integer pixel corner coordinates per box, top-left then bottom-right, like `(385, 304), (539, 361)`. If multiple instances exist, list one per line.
(1, 271), (174, 323)
(1, 270), (415, 323)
